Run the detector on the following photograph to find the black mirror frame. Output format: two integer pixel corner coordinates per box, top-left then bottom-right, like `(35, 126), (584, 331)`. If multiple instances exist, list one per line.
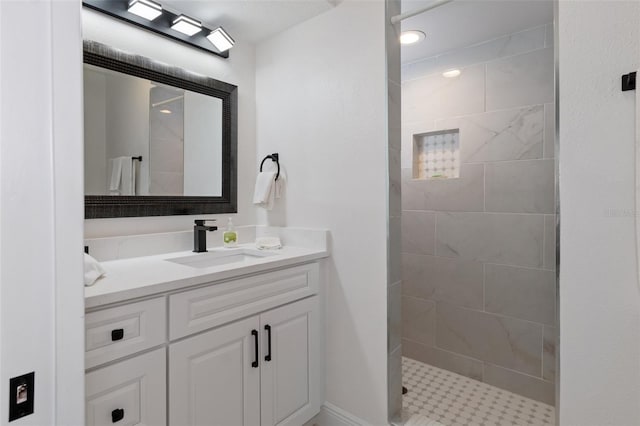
(83, 40), (238, 219)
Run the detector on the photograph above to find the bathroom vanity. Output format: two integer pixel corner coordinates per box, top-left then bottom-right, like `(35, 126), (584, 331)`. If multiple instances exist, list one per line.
(84, 243), (328, 426)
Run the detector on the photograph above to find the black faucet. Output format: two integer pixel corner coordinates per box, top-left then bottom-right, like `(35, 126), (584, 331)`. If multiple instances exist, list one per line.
(193, 219), (218, 253)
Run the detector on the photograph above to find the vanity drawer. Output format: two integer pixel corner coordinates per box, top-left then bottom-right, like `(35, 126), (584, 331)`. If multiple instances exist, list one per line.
(85, 297), (166, 369)
(169, 263), (319, 340)
(85, 348), (166, 426)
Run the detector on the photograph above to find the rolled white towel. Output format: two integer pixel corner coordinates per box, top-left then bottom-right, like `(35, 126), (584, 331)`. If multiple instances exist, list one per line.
(84, 253), (106, 286)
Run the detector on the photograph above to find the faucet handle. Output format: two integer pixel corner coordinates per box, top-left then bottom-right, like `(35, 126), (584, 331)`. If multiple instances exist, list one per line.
(194, 219), (216, 226)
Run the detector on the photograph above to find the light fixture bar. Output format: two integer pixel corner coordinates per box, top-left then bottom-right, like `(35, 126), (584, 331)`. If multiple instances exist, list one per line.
(83, 0), (233, 58)
(207, 27), (235, 52)
(171, 15), (202, 36)
(127, 0), (162, 21)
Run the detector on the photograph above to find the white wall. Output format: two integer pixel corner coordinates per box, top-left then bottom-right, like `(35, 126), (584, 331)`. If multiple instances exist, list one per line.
(0, 0), (85, 424)
(558, 1), (640, 424)
(82, 8), (256, 237)
(255, 1), (389, 423)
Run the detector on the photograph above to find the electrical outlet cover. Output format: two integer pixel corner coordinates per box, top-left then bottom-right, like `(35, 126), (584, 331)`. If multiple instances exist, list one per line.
(9, 372), (34, 422)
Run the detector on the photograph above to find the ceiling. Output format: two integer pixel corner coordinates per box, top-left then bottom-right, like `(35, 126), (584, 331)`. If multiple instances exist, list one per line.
(401, 0), (553, 64)
(161, 0), (337, 44)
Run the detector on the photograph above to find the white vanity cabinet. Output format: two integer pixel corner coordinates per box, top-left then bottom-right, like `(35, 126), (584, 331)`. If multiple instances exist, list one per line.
(169, 315), (261, 426)
(85, 262), (322, 426)
(259, 297), (321, 426)
(170, 296), (320, 426)
(85, 348), (166, 426)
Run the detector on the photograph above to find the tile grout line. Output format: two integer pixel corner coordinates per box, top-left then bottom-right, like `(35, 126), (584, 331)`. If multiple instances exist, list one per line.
(482, 262), (486, 313)
(541, 324), (546, 383)
(434, 212), (438, 256)
(543, 103), (548, 158)
(542, 215), (547, 271)
(402, 102), (546, 127)
(401, 208), (556, 217)
(484, 62), (487, 113)
(483, 163), (487, 213)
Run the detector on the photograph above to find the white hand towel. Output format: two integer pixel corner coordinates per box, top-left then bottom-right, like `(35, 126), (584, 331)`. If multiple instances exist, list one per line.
(253, 171), (276, 210)
(109, 158), (123, 193)
(108, 156), (135, 195)
(84, 253), (106, 287)
(274, 170), (286, 199)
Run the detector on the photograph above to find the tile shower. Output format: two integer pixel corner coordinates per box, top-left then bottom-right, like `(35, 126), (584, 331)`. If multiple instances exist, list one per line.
(401, 24), (556, 407)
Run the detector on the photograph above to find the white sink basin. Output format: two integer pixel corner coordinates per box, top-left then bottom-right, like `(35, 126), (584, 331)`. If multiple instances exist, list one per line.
(165, 248), (277, 269)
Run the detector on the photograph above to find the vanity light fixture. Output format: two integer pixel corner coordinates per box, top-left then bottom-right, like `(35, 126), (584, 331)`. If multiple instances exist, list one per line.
(127, 0), (162, 21)
(400, 30), (426, 45)
(442, 69), (461, 78)
(84, 0), (235, 58)
(171, 15), (202, 36)
(207, 27), (235, 52)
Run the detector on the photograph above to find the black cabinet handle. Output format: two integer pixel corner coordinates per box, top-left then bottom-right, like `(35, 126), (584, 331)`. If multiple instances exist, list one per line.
(111, 408), (124, 423)
(265, 325), (272, 362)
(111, 329), (124, 341)
(251, 330), (259, 368)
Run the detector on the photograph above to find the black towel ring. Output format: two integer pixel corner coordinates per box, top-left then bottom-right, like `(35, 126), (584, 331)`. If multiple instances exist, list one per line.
(260, 153), (280, 181)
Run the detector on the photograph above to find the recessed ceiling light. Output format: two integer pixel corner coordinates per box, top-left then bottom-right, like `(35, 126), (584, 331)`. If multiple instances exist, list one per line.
(127, 0), (162, 21)
(171, 15), (202, 36)
(160, 109), (172, 114)
(442, 69), (461, 78)
(400, 30), (426, 45)
(207, 27), (235, 52)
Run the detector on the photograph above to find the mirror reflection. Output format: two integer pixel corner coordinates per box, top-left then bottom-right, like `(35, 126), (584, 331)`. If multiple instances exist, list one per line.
(83, 64), (223, 197)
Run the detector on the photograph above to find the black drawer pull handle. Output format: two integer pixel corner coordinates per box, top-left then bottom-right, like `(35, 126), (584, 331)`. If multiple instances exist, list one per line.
(251, 330), (259, 368)
(111, 408), (124, 423)
(111, 329), (124, 341)
(265, 325), (272, 362)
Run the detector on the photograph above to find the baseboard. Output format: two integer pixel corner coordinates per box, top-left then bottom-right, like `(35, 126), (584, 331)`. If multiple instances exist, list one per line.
(304, 402), (373, 426)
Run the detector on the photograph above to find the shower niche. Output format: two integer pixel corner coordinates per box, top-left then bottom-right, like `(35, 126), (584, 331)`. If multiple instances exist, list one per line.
(412, 129), (460, 180)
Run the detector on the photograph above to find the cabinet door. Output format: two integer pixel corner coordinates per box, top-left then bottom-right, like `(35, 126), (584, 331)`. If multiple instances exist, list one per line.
(85, 348), (166, 426)
(260, 296), (321, 426)
(169, 316), (261, 426)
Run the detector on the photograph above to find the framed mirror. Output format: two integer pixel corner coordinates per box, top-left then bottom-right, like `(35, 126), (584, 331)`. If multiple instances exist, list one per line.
(83, 40), (237, 218)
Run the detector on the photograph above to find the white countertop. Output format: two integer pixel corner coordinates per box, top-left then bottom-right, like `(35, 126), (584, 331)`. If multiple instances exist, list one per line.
(85, 244), (329, 309)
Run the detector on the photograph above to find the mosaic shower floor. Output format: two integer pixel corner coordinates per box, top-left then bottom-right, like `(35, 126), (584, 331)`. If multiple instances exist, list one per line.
(402, 357), (555, 426)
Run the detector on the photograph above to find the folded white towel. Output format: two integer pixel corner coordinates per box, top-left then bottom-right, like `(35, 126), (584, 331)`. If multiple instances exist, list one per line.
(253, 171), (277, 210)
(255, 237), (282, 250)
(84, 253), (106, 287)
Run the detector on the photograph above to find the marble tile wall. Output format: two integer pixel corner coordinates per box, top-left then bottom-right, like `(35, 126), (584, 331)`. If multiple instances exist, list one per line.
(400, 24), (556, 405)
